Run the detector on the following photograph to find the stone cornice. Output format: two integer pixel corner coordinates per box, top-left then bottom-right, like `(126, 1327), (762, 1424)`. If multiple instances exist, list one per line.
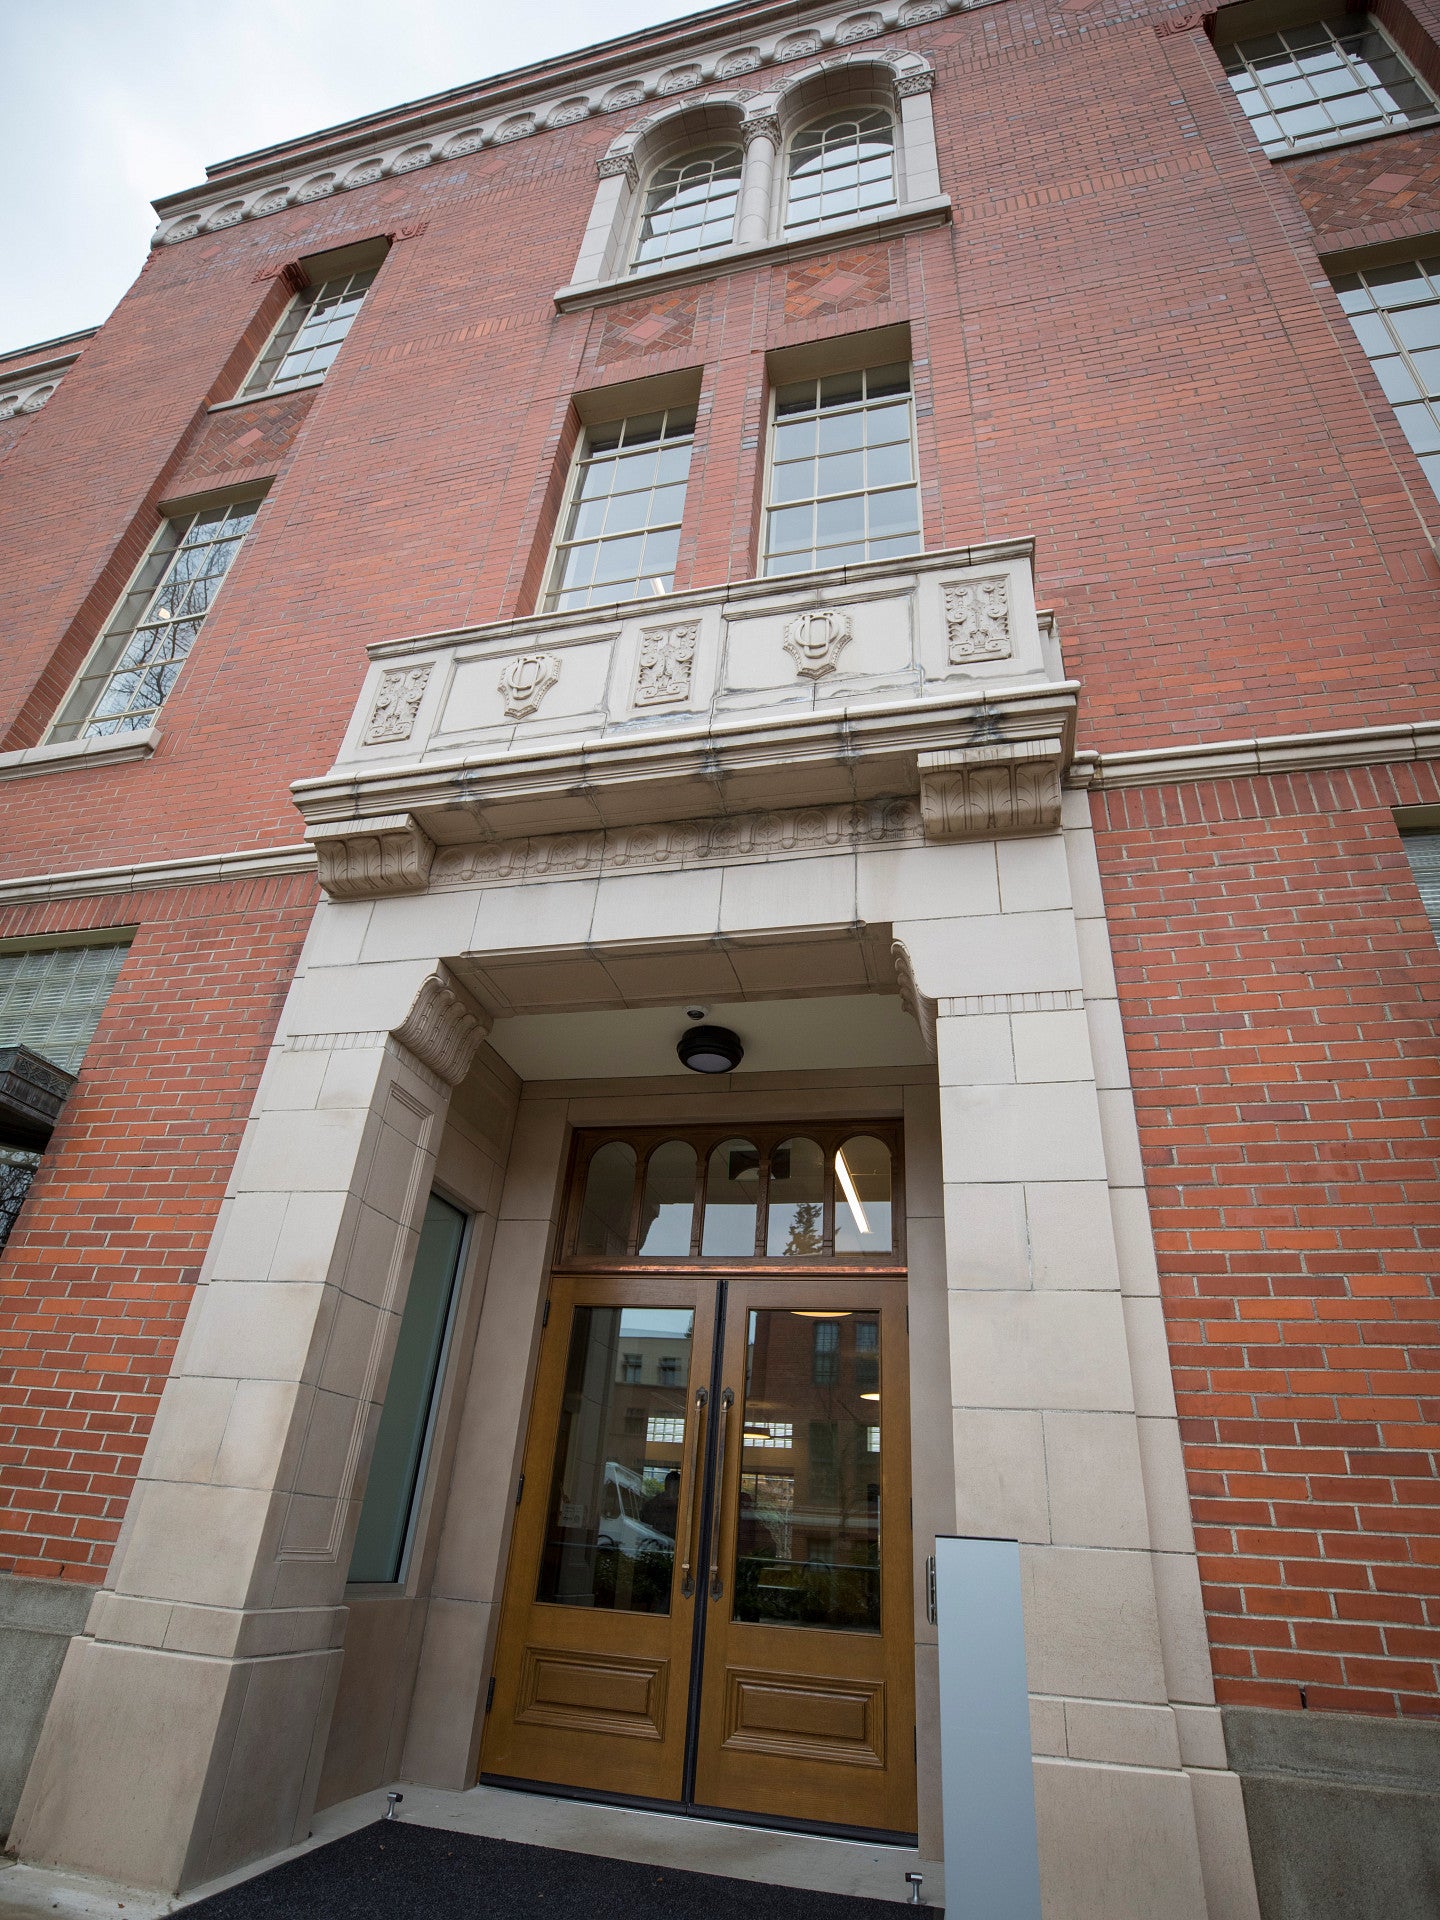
(149, 0), (1000, 248)
(1074, 719), (1440, 791)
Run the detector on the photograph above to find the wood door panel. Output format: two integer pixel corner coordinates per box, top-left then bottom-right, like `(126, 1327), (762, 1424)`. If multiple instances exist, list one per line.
(516, 1644), (669, 1740)
(721, 1667), (885, 1766)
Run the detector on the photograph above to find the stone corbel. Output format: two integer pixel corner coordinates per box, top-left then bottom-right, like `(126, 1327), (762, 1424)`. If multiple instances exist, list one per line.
(918, 737), (1064, 842)
(890, 941), (937, 1061)
(309, 813), (435, 899)
(391, 965), (491, 1086)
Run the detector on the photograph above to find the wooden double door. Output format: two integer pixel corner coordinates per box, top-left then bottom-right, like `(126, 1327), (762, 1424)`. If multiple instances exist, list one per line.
(481, 1272), (916, 1838)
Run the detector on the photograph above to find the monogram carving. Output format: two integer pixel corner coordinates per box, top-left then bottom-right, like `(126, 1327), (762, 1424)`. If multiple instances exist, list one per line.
(363, 664), (432, 744)
(945, 577), (1012, 664)
(499, 651), (562, 718)
(635, 625), (698, 706)
(783, 608), (853, 679)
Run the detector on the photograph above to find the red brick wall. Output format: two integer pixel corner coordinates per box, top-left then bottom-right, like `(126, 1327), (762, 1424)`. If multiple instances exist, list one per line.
(0, 875), (316, 1581)
(1095, 765), (1440, 1716)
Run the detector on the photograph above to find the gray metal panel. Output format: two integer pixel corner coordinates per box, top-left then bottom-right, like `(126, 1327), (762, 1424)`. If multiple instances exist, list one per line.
(935, 1535), (1042, 1919)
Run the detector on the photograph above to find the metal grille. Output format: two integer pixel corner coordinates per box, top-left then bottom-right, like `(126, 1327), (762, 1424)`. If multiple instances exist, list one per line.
(50, 501), (258, 741)
(763, 363), (921, 575)
(1333, 258), (1440, 502)
(1403, 833), (1440, 941)
(1221, 17), (1437, 155)
(785, 108), (896, 231)
(633, 147), (743, 270)
(0, 944), (130, 1073)
(545, 408), (695, 612)
(244, 268), (377, 395)
(0, 1148), (41, 1253)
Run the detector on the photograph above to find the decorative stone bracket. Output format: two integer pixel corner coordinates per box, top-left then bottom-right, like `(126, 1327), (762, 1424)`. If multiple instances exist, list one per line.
(309, 813), (435, 898)
(917, 737), (1064, 842)
(391, 966), (492, 1086)
(0, 1047), (77, 1152)
(890, 941), (937, 1060)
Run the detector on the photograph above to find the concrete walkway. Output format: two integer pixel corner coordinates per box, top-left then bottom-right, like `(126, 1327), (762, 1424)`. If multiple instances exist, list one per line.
(1, 1783), (940, 1918)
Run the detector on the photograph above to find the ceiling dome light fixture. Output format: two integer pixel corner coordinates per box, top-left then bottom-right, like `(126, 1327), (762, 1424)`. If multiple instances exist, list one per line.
(677, 1024), (744, 1074)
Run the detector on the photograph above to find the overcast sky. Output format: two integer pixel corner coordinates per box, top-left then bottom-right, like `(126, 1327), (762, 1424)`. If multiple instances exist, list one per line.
(0, 0), (708, 354)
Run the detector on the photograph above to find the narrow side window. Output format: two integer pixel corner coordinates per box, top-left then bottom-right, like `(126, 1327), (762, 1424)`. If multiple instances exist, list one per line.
(243, 267), (378, 396)
(544, 407), (695, 612)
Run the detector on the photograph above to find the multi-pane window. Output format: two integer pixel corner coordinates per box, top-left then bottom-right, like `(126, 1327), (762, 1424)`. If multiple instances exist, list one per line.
(243, 268), (378, 396)
(1333, 257), (1440, 500)
(1221, 18), (1437, 155)
(545, 408), (695, 612)
(763, 363), (921, 576)
(633, 147), (743, 270)
(785, 109), (896, 232)
(0, 941), (130, 1253)
(50, 500), (259, 741)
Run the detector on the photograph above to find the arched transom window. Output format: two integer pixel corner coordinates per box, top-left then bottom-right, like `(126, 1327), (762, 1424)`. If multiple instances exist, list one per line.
(785, 108), (896, 232)
(633, 146), (744, 270)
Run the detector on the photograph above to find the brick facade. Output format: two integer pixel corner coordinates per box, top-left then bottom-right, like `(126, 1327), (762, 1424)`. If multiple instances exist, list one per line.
(1, 0), (1439, 1805)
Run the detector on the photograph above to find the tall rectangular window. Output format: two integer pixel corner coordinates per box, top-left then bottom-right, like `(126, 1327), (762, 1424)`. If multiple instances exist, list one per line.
(544, 407), (695, 612)
(348, 1192), (468, 1585)
(49, 500), (260, 741)
(243, 267), (378, 396)
(0, 940), (130, 1252)
(1221, 17), (1438, 155)
(1333, 258), (1440, 501)
(763, 363), (921, 576)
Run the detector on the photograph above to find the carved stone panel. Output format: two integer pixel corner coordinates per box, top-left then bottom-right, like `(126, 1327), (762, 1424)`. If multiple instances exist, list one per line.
(499, 651), (561, 719)
(918, 741), (1063, 841)
(363, 664), (433, 744)
(783, 608), (853, 679)
(634, 624), (698, 706)
(944, 577), (1012, 665)
(310, 813), (437, 898)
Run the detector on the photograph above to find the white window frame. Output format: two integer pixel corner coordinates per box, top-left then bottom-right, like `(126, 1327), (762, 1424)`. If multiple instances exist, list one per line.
(242, 265), (379, 398)
(1220, 14), (1440, 156)
(542, 404), (698, 613)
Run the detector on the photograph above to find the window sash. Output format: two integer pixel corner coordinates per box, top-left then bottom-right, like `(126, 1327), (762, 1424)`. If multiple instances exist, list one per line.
(1332, 256), (1440, 502)
(785, 109), (897, 233)
(762, 363), (922, 576)
(49, 500), (259, 742)
(632, 147), (743, 271)
(1221, 17), (1439, 155)
(243, 268), (378, 396)
(544, 408), (696, 613)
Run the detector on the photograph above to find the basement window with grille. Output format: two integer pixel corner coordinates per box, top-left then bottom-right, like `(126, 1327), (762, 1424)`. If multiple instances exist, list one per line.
(1401, 831), (1440, 942)
(0, 939), (130, 1252)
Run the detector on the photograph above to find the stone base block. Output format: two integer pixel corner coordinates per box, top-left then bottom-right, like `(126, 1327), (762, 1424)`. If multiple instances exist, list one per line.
(0, 1573), (93, 1840)
(1033, 1757), (1210, 1920)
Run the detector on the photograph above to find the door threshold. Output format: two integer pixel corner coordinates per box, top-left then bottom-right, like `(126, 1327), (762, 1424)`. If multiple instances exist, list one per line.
(479, 1771), (919, 1850)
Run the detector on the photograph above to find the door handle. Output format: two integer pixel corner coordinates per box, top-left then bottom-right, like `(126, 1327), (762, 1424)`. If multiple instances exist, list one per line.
(708, 1386), (735, 1602)
(677, 1386), (708, 1599)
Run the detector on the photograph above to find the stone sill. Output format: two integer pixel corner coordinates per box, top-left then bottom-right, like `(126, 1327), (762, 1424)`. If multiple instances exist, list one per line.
(0, 727), (160, 784)
(554, 195), (953, 312)
(1270, 115), (1440, 165)
(208, 377), (325, 415)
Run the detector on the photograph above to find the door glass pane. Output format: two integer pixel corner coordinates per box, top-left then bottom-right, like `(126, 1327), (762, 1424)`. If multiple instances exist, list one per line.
(537, 1305), (694, 1614)
(765, 1136), (825, 1257)
(834, 1135), (892, 1255)
(348, 1193), (468, 1584)
(701, 1138), (759, 1256)
(733, 1308), (881, 1632)
(638, 1141), (697, 1257)
(575, 1141), (636, 1256)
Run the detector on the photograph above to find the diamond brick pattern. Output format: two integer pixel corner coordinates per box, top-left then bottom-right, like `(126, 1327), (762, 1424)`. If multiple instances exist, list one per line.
(595, 289), (700, 363)
(784, 245), (893, 319)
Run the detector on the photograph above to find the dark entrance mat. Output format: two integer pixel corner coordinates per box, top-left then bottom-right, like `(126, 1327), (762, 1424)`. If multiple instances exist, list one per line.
(182, 1820), (937, 1919)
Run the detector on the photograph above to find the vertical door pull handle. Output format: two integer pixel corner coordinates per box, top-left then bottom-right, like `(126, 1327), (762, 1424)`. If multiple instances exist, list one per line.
(678, 1386), (708, 1598)
(708, 1387), (735, 1601)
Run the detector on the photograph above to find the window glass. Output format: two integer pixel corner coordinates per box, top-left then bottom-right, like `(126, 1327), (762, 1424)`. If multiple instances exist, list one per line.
(244, 268), (378, 395)
(49, 501), (260, 742)
(348, 1193), (468, 1584)
(1221, 18), (1437, 155)
(833, 1135), (892, 1255)
(764, 363), (920, 575)
(765, 1136), (825, 1256)
(1331, 257), (1440, 502)
(785, 108), (896, 231)
(633, 147), (743, 270)
(536, 1304), (695, 1613)
(700, 1137), (760, 1256)
(638, 1140), (697, 1257)
(576, 1141), (637, 1257)
(545, 408), (696, 612)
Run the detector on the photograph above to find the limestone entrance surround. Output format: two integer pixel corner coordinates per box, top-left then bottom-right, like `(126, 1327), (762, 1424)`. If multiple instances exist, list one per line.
(12, 548), (1261, 1918)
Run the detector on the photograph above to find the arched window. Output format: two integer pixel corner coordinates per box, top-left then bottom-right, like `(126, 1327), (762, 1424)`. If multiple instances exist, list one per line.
(632, 146), (743, 270)
(575, 1141), (637, 1257)
(784, 108), (896, 232)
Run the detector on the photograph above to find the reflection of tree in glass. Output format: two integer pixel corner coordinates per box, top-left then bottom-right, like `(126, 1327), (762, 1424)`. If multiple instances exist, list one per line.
(783, 1199), (823, 1257)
